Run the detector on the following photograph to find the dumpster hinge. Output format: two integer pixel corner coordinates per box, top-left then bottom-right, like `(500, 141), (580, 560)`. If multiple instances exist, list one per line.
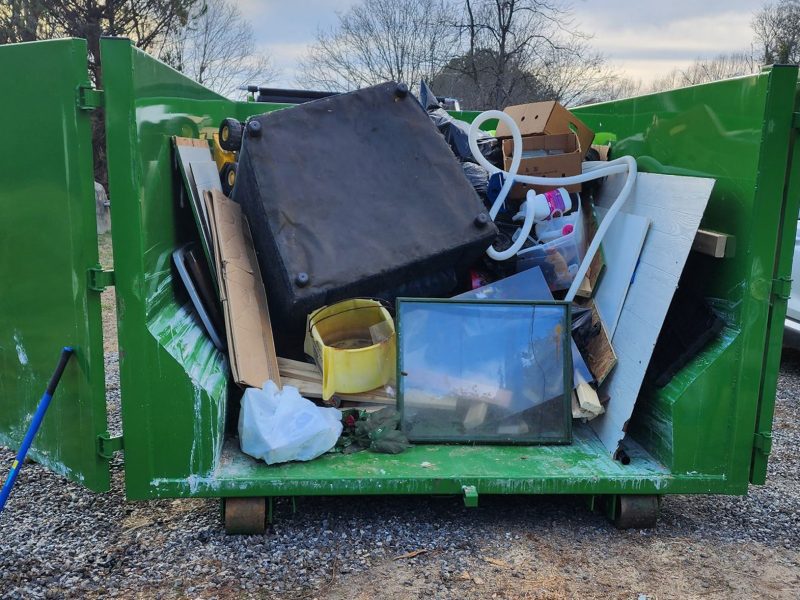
(88, 266), (115, 292)
(793, 112), (800, 129)
(753, 431), (773, 456)
(96, 432), (123, 460)
(77, 83), (104, 110)
(771, 276), (792, 303)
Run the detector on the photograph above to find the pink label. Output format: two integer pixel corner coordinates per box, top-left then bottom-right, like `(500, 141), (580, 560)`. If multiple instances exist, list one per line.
(543, 189), (567, 216)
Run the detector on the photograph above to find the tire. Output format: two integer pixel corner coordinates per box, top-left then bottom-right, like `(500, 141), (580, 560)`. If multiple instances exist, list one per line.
(220, 162), (237, 196)
(613, 495), (660, 529)
(223, 497), (266, 535)
(219, 118), (243, 151)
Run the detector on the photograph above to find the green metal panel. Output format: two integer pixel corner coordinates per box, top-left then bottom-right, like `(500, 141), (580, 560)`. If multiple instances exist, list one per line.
(100, 34), (798, 500)
(0, 39), (109, 491)
(750, 92), (800, 483)
(573, 66), (799, 489)
(101, 38), (285, 500)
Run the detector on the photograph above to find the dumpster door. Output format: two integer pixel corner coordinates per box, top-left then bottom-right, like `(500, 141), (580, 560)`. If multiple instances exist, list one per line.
(751, 75), (800, 484)
(0, 39), (110, 491)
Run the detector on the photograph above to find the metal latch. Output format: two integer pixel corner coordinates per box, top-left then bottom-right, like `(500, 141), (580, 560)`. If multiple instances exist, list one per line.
(771, 276), (792, 303)
(754, 431), (773, 456)
(77, 83), (104, 110)
(88, 267), (115, 292)
(96, 432), (123, 460)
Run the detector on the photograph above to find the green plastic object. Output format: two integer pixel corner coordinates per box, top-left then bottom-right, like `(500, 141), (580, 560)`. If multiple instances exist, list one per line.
(0, 37), (797, 503)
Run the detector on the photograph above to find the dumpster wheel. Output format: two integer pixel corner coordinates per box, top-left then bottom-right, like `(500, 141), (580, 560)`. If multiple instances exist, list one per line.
(223, 497), (267, 534)
(613, 495), (660, 529)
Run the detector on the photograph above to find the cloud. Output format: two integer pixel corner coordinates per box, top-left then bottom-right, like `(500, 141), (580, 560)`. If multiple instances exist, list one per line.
(255, 41), (311, 86)
(574, 2), (755, 83)
(249, 1), (757, 88)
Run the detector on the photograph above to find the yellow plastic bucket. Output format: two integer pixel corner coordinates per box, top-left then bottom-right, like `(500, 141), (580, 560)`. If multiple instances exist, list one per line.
(304, 299), (396, 401)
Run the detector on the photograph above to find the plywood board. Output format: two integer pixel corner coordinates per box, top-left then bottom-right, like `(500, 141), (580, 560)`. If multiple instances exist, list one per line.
(594, 207), (650, 336)
(172, 137), (220, 286)
(208, 189), (280, 388)
(589, 172), (714, 456)
(189, 160), (222, 257)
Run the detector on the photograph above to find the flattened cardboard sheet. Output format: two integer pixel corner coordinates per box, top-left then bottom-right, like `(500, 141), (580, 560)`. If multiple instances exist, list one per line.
(207, 189), (280, 388)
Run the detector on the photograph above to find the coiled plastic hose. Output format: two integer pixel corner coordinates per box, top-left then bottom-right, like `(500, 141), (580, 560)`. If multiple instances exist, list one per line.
(467, 110), (638, 302)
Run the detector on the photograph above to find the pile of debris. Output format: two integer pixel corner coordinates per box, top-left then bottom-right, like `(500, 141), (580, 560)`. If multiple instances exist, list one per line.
(170, 80), (723, 465)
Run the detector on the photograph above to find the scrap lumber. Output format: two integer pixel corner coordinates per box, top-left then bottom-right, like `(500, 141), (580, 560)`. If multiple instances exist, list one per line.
(692, 229), (733, 258)
(278, 357), (396, 405)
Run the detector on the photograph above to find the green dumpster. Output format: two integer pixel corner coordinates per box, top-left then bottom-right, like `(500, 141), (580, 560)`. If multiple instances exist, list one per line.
(1, 38), (797, 531)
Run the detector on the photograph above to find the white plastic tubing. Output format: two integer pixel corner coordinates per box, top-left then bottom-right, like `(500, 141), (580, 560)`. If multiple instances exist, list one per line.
(468, 110), (638, 302)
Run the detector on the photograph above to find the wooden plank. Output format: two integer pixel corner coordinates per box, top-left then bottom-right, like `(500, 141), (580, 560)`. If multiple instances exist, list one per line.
(692, 229), (733, 258)
(174, 137), (209, 148)
(277, 357), (323, 378)
(575, 197), (605, 299)
(582, 301), (617, 385)
(281, 376), (396, 405)
(279, 357), (396, 405)
(589, 172), (714, 456)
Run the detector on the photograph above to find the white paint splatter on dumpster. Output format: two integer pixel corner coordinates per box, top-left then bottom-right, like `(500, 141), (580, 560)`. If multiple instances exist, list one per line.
(14, 332), (28, 366)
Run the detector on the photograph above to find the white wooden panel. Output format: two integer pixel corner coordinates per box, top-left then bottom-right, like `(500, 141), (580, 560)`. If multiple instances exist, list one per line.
(633, 227), (686, 274)
(595, 207), (650, 335)
(619, 264), (679, 326)
(590, 172), (715, 455)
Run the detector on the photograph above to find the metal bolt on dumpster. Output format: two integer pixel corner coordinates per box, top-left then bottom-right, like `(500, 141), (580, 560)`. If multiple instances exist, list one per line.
(1, 38), (798, 533)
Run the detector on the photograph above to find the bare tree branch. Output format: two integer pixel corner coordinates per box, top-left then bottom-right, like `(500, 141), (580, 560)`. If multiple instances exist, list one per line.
(158, 0), (278, 98)
(753, 0), (800, 64)
(648, 52), (760, 92)
(298, 0), (457, 92)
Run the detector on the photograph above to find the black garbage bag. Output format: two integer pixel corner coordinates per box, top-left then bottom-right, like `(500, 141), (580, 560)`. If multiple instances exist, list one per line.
(419, 80), (502, 166)
(462, 162), (489, 201)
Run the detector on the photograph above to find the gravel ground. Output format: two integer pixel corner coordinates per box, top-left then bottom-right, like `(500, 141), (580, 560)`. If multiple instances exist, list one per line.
(1, 347), (799, 599)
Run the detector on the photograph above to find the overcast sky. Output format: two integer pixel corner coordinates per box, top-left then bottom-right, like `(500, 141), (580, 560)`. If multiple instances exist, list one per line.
(239, 0), (759, 88)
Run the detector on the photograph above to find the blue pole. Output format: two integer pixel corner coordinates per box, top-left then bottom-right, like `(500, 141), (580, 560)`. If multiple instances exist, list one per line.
(0, 346), (74, 513)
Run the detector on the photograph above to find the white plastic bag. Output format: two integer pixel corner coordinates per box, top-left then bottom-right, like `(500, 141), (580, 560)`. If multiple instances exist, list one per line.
(238, 381), (343, 465)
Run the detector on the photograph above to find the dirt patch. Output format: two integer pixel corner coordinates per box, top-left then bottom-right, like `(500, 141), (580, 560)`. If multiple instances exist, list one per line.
(322, 537), (798, 599)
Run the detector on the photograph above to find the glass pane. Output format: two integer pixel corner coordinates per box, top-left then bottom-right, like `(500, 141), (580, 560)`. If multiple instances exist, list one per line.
(456, 267), (593, 386)
(398, 300), (571, 443)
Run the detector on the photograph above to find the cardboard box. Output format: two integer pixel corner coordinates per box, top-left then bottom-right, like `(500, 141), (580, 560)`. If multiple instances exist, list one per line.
(502, 132), (582, 199)
(495, 101), (594, 199)
(495, 100), (594, 154)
